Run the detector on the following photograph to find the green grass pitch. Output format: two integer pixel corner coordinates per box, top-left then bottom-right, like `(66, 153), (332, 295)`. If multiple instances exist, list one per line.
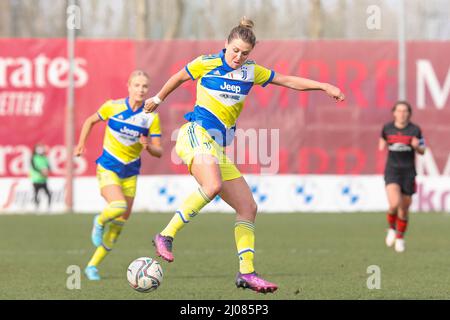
(0, 212), (449, 299)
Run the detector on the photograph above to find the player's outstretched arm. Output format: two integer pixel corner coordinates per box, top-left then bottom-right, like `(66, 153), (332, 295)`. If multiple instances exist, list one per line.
(139, 134), (163, 158)
(144, 68), (191, 113)
(271, 73), (345, 102)
(74, 113), (102, 157)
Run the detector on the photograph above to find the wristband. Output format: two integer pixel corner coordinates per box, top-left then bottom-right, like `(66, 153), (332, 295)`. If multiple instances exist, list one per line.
(419, 138), (425, 147)
(152, 96), (162, 105)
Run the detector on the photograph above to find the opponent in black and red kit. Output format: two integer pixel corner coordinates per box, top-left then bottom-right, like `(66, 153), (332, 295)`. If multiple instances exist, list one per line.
(379, 101), (426, 253)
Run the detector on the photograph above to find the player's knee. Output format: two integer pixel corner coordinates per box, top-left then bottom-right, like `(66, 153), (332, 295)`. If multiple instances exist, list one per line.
(388, 208), (398, 215)
(388, 204), (400, 213)
(122, 210), (132, 220)
(202, 181), (222, 199)
(237, 200), (257, 219)
(248, 201), (258, 216)
(109, 200), (128, 215)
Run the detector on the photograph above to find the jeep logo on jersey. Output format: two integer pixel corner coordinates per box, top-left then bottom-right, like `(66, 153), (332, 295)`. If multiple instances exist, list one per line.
(220, 81), (241, 94)
(120, 126), (140, 137)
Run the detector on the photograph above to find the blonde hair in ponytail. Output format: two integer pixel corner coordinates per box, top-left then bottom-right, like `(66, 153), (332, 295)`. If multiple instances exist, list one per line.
(227, 16), (256, 47)
(239, 16), (254, 29)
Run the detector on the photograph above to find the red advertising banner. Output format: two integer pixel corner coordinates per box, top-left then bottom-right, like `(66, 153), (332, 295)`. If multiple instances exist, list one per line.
(0, 39), (135, 177)
(0, 39), (449, 177)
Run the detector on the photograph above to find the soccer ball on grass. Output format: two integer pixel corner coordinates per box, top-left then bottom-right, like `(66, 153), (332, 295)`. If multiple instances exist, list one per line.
(127, 257), (163, 292)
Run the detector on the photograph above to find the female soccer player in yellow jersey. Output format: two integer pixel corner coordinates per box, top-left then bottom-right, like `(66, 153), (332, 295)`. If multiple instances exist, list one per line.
(144, 18), (345, 293)
(75, 70), (163, 280)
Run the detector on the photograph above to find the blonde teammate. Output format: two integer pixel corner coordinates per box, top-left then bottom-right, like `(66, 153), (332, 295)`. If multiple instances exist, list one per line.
(75, 70), (163, 280)
(145, 18), (345, 293)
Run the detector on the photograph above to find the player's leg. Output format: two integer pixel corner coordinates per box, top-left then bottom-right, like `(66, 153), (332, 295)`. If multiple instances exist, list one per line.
(155, 154), (220, 262)
(394, 175), (415, 253)
(42, 182), (52, 208)
(154, 123), (220, 262)
(86, 197), (134, 276)
(162, 154), (221, 237)
(100, 177), (136, 255)
(394, 194), (411, 253)
(219, 175), (278, 293)
(91, 166), (128, 248)
(32, 183), (40, 209)
(85, 185), (127, 280)
(98, 185), (128, 225)
(397, 195), (411, 236)
(85, 176), (135, 280)
(90, 184), (127, 247)
(220, 176), (257, 274)
(385, 183), (401, 247)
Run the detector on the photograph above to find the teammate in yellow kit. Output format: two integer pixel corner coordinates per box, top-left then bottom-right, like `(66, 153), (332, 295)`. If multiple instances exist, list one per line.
(145, 18), (345, 293)
(75, 70), (163, 280)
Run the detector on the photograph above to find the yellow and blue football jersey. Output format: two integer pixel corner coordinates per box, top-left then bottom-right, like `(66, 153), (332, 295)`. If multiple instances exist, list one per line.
(184, 49), (275, 146)
(96, 97), (161, 178)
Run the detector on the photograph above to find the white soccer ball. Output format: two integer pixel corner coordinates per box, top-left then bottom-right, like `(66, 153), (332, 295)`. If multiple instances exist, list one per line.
(127, 257), (163, 292)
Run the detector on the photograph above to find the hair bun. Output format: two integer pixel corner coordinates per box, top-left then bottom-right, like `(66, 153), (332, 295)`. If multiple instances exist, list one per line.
(239, 17), (254, 29)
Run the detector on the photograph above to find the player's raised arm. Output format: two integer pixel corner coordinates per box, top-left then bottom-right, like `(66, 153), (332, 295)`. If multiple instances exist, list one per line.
(74, 113), (102, 157)
(144, 68), (192, 113)
(271, 73), (345, 102)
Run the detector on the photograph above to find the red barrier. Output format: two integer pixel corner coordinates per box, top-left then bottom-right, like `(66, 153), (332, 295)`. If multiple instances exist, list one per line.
(0, 39), (449, 176)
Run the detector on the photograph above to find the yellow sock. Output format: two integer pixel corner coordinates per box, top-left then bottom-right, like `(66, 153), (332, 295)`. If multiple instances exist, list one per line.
(160, 187), (211, 238)
(87, 217), (126, 267)
(235, 220), (255, 274)
(87, 246), (109, 267)
(97, 200), (127, 226)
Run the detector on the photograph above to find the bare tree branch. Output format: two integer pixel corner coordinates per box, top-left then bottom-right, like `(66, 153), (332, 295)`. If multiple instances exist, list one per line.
(164, 0), (184, 39)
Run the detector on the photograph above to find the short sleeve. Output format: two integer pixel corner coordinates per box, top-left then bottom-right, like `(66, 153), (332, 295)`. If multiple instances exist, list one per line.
(254, 64), (275, 87)
(149, 113), (162, 137)
(416, 126), (423, 139)
(97, 100), (114, 121)
(185, 55), (208, 80)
